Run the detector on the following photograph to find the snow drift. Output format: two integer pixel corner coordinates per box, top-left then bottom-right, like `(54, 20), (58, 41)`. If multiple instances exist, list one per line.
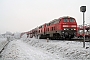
(23, 38), (90, 60)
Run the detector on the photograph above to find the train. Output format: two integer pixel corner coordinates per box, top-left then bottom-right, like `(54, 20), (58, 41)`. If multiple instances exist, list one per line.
(22, 16), (78, 40)
(77, 24), (90, 39)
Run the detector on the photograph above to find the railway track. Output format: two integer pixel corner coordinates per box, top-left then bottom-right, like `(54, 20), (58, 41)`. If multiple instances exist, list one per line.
(49, 38), (90, 42)
(65, 39), (90, 42)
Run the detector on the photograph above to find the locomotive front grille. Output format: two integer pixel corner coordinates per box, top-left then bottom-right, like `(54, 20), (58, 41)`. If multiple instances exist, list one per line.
(62, 30), (76, 35)
(62, 28), (76, 33)
(61, 28), (77, 38)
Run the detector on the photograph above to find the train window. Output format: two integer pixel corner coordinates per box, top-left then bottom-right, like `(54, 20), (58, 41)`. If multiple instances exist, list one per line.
(39, 30), (40, 33)
(64, 19), (69, 22)
(70, 19), (75, 22)
(48, 28), (49, 31)
(52, 27), (53, 31)
(41, 30), (42, 32)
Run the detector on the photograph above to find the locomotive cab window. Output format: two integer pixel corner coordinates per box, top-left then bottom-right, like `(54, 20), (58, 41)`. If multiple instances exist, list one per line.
(64, 19), (69, 22)
(70, 19), (75, 22)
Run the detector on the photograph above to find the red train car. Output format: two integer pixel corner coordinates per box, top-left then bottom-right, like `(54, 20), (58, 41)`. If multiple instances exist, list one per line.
(77, 24), (90, 38)
(34, 16), (78, 39)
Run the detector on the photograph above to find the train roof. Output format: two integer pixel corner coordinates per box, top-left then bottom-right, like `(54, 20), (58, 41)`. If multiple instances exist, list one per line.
(59, 16), (75, 19)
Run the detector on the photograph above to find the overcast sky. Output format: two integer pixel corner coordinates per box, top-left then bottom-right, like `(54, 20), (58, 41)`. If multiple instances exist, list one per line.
(0, 0), (90, 34)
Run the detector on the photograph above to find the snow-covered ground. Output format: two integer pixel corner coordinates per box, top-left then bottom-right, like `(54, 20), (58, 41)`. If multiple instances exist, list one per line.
(0, 33), (15, 52)
(23, 38), (90, 60)
(0, 40), (67, 60)
(0, 33), (90, 60)
(0, 38), (8, 52)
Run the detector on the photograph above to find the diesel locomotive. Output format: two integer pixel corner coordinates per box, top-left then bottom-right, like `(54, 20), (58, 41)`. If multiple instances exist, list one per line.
(25, 16), (78, 40)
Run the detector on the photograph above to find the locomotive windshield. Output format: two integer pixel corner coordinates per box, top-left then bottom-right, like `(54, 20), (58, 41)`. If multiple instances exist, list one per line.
(64, 19), (69, 22)
(70, 19), (75, 22)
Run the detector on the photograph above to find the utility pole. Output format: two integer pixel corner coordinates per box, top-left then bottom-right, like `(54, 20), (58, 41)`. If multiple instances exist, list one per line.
(80, 6), (86, 48)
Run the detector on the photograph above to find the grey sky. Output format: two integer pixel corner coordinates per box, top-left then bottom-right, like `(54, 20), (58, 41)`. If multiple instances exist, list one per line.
(0, 0), (90, 34)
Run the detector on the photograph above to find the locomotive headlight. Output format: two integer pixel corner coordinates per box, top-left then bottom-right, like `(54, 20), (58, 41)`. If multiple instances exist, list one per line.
(71, 29), (73, 30)
(74, 29), (76, 30)
(64, 28), (66, 30)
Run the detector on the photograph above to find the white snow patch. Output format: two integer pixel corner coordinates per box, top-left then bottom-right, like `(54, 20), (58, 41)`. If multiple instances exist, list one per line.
(1, 40), (66, 60)
(0, 34), (4, 38)
(13, 32), (21, 39)
(23, 38), (90, 60)
(0, 34), (90, 60)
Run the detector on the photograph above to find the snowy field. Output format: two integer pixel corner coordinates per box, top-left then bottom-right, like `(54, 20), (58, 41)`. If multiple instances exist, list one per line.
(0, 33), (90, 60)
(0, 38), (8, 52)
(0, 40), (67, 60)
(23, 38), (90, 60)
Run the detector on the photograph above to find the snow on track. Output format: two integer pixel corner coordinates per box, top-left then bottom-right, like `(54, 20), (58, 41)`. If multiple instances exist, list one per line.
(1, 40), (66, 60)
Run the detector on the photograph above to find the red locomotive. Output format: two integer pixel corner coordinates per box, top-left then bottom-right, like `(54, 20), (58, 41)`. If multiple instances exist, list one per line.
(26, 16), (78, 39)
